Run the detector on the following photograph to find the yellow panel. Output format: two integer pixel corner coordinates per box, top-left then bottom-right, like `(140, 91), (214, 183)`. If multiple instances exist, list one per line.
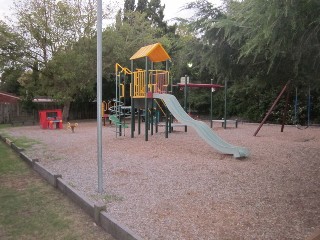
(130, 43), (171, 62)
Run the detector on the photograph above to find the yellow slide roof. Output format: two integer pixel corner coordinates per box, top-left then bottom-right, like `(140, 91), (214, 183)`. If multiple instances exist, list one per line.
(130, 43), (171, 62)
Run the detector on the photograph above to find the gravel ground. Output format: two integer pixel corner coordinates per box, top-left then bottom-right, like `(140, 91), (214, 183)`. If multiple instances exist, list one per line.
(3, 120), (320, 240)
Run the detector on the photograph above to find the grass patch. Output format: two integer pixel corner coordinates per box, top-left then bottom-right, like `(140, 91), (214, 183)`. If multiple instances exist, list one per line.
(0, 124), (11, 130)
(0, 143), (28, 175)
(0, 141), (114, 240)
(0, 125), (41, 149)
(0, 133), (41, 149)
(0, 130), (9, 138)
(0, 184), (72, 239)
(10, 135), (41, 149)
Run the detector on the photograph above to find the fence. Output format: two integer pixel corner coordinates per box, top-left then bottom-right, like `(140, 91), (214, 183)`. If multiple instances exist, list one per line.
(0, 102), (97, 124)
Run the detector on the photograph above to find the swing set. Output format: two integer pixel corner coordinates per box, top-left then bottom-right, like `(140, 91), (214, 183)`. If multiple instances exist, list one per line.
(254, 80), (313, 136)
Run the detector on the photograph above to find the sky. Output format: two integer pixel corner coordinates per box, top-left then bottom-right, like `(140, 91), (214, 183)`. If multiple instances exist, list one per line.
(0, 0), (223, 22)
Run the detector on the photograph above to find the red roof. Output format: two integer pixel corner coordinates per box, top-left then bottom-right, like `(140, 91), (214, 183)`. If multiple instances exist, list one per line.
(0, 91), (20, 103)
(177, 83), (224, 89)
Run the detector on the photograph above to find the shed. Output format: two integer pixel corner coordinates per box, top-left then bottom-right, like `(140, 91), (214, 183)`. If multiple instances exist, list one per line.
(0, 91), (20, 103)
(0, 92), (21, 123)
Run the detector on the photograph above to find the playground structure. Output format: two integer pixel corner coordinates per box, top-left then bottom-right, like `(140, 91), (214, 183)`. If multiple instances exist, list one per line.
(111, 42), (249, 158)
(39, 109), (63, 129)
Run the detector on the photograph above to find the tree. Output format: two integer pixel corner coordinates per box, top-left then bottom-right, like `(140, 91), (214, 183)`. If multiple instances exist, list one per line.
(0, 20), (27, 94)
(147, 0), (166, 29)
(0, 21), (25, 70)
(40, 37), (96, 120)
(12, 0), (104, 119)
(14, 0), (98, 68)
(219, 0), (320, 83)
(0, 67), (24, 94)
(124, 0), (135, 12)
(136, 0), (148, 12)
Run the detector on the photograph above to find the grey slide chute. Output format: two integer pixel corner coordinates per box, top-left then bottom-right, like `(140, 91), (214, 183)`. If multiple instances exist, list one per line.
(153, 93), (249, 158)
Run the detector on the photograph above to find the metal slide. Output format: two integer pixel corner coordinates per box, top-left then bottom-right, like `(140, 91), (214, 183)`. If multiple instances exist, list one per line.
(153, 93), (249, 158)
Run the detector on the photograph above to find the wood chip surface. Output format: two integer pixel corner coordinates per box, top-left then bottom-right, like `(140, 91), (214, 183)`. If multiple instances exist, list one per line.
(6, 121), (320, 239)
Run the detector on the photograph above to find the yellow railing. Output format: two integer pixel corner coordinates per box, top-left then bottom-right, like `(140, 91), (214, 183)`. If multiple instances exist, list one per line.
(119, 84), (125, 98)
(115, 63), (132, 75)
(132, 69), (169, 98)
(149, 70), (169, 94)
(101, 100), (110, 116)
(115, 63), (132, 99)
(133, 70), (146, 98)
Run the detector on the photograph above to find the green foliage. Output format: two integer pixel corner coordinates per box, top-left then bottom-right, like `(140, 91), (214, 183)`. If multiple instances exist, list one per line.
(219, 0), (320, 81)
(189, 89), (210, 114)
(13, 136), (41, 149)
(147, 0), (166, 29)
(124, 0), (135, 13)
(40, 42), (96, 103)
(0, 67), (24, 94)
(0, 21), (25, 70)
(0, 21), (26, 94)
(15, 0), (99, 66)
(136, 0), (148, 12)
(172, 0), (320, 122)
(123, 0), (167, 31)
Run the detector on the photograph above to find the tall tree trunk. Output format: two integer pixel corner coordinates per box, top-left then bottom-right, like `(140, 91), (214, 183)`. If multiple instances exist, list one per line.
(62, 101), (71, 122)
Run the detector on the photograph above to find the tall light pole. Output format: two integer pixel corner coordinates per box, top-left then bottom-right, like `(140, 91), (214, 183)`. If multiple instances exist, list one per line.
(97, 0), (103, 193)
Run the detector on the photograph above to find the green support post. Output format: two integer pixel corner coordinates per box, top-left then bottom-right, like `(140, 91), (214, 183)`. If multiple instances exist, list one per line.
(131, 60), (135, 138)
(138, 109), (141, 135)
(145, 57), (149, 141)
(150, 62), (154, 136)
(155, 108), (159, 133)
(184, 75), (188, 132)
(165, 107), (169, 138)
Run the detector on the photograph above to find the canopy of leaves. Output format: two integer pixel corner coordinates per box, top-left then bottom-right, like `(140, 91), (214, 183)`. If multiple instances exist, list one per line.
(219, 0), (320, 83)
(174, 0), (320, 121)
(14, 0), (99, 67)
(0, 21), (25, 71)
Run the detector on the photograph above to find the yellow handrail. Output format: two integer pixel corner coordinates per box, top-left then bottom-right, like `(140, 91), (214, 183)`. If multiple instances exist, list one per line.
(115, 63), (132, 75)
(127, 68), (170, 98)
(154, 99), (166, 116)
(149, 70), (169, 93)
(133, 70), (146, 98)
(120, 84), (125, 98)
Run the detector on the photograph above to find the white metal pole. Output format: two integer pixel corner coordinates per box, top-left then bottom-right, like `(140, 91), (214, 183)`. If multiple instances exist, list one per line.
(97, 0), (103, 193)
